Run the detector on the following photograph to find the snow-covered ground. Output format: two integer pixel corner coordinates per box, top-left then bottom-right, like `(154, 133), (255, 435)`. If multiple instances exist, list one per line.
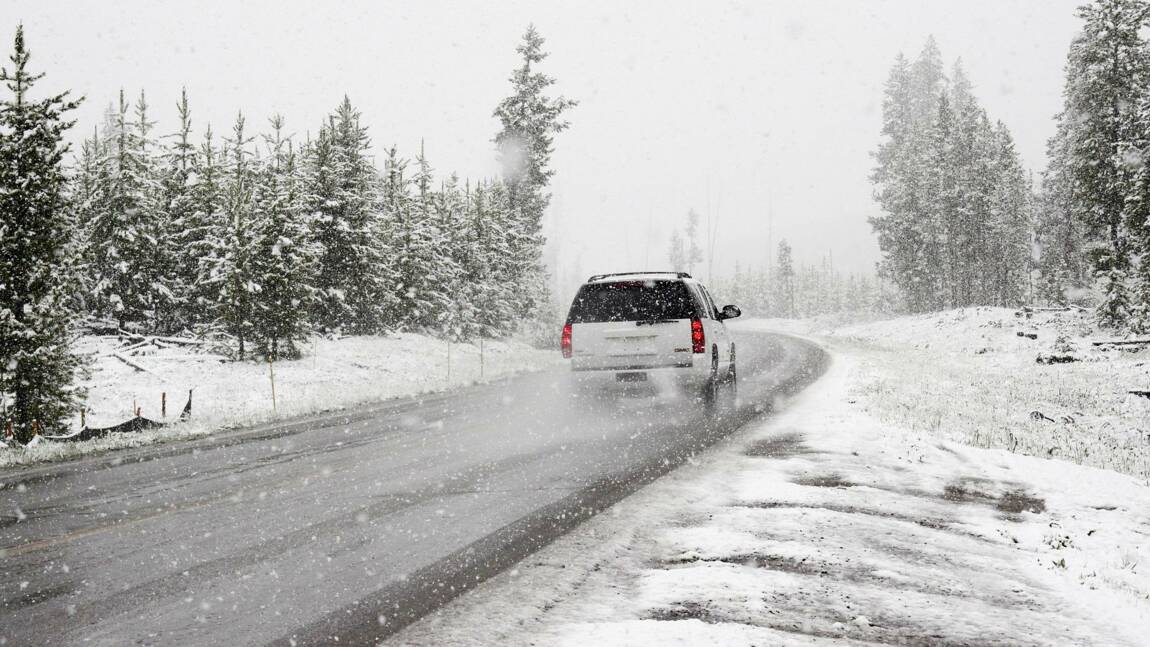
(0, 333), (558, 469)
(387, 315), (1150, 646)
(823, 307), (1150, 480)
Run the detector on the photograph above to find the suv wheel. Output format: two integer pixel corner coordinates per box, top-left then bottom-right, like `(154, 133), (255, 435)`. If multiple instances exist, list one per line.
(702, 349), (720, 408)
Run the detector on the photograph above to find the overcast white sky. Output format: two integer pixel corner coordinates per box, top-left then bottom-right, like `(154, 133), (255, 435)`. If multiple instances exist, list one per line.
(9, 0), (1083, 299)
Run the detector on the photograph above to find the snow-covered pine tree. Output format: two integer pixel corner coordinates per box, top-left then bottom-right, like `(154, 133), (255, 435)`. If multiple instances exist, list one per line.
(409, 144), (452, 329)
(0, 25), (86, 441)
(729, 261), (747, 312)
(454, 179), (493, 340)
(156, 88), (199, 333)
(1056, 0), (1150, 326)
(1121, 33), (1150, 329)
(205, 113), (257, 357)
(87, 90), (170, 332)
(1037, 118), (1089, 305)
(668, 229), (686, 271)
(71, 127), (104, 317)
(923, 89), (955, 309)
(775, 239), (795, 318)
(307, 97), (388, 334)
(870, 45), (945, 313)
(987, 122), (1033, 307)
(493, 25), (576, 332)
(432, 173), (467, 340)
(187, 125), (225, 328)
(685, 209), (703, 275)
(381, 146), (439, 331)
(301, 123), (343, 331)
(248, 116), (315, 359)
(473, 179), (520, 336)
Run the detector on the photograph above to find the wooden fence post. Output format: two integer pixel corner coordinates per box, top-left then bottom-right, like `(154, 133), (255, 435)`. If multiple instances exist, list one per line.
(161, 392), (167, 418)
(268, 356), (277, 413)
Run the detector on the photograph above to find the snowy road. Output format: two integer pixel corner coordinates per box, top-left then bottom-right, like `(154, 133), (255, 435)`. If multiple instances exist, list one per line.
(0, 331), (826, 646)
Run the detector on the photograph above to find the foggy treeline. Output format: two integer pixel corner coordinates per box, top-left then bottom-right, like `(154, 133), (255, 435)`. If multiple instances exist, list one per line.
(715, 241), (892, 319)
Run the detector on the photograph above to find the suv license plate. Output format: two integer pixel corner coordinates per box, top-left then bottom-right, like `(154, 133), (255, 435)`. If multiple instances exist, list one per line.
(616, 372), (647, 383)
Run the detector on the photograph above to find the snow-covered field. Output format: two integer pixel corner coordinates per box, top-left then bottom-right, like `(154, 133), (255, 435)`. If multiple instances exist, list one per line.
(387, 315), (1150, 646)
(821, 307), (1150, 480)
(0, 333), (559, 469)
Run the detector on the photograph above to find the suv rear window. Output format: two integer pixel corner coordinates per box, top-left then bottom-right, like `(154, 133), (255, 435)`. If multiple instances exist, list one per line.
(567, 280), (698, 323)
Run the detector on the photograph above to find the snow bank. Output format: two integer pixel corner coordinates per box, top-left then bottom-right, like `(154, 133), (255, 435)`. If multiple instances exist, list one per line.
(0, 333), (559, 469)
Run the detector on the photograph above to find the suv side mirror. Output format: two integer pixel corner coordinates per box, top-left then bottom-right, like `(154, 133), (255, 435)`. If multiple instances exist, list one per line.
(719, 304), (741, 320)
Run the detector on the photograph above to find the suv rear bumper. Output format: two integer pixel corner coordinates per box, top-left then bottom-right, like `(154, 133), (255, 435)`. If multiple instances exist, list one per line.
(568, 359), (711, 392)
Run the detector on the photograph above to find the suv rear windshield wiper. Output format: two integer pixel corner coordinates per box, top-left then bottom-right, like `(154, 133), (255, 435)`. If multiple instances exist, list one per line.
(635, 319), (678, 326)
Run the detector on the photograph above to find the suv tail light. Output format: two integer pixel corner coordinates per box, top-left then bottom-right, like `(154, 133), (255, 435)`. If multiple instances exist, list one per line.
(690, 318), (705, 354)
(561, 323), (573, 358)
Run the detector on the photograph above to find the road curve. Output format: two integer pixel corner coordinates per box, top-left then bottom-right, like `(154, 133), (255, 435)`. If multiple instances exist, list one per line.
(0, 331), (827, 646)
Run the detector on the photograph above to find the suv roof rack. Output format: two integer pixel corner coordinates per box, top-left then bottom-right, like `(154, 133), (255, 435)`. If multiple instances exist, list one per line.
(586, 271), (692, 282)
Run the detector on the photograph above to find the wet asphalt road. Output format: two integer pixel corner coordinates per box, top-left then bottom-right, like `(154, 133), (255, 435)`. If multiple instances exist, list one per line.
(0, 331), (826, 646)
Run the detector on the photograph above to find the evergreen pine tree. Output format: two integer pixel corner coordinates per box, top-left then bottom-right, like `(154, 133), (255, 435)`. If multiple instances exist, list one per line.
(685, 209), (703, 275)
(188, 125), (225, 328)
(775, 240), (795, 318)
(1038, 117), (1089, 304)
(206, 113), (256, 357)
(1057, 0), (1150, 326)
(0, 26), (85, 441)
(432, 173), (467, 339)
(987, 123), (1033, 306)
(307, 97), (388, 334)
(72, 127), (103, 316)
(87, 90), (169, 331)
(870, 44), (946, 312)
(249, 116), (315, 359)
(668, 229), (686, 271)
(402, 143), (450, 329)
(493, 25), (576, 331)
(157, 88), (199, 332)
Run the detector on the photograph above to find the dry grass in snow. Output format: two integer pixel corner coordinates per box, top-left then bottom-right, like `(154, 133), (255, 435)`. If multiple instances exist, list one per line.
(811, 307), (1150, 480)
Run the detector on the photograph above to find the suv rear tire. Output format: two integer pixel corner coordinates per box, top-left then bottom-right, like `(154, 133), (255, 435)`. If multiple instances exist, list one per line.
(701, 348), (720, 409)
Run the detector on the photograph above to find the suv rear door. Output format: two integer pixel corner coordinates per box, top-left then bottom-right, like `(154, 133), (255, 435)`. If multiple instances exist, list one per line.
(567, 280), (698, 370)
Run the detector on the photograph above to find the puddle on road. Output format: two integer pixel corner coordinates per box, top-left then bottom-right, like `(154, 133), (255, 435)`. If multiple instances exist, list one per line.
(996, 489), (1046, 514)
(743, 432), (811, 459)
(942, 477), (1046, 515)
(792, 473), (854, 488)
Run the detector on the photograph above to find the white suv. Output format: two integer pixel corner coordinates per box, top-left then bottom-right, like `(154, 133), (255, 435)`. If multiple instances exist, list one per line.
(561, 272), (740, 403)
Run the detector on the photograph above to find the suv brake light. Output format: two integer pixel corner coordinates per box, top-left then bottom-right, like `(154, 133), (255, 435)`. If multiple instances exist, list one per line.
(690, 318), (705, 353)
(561, 323), (573, 358)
